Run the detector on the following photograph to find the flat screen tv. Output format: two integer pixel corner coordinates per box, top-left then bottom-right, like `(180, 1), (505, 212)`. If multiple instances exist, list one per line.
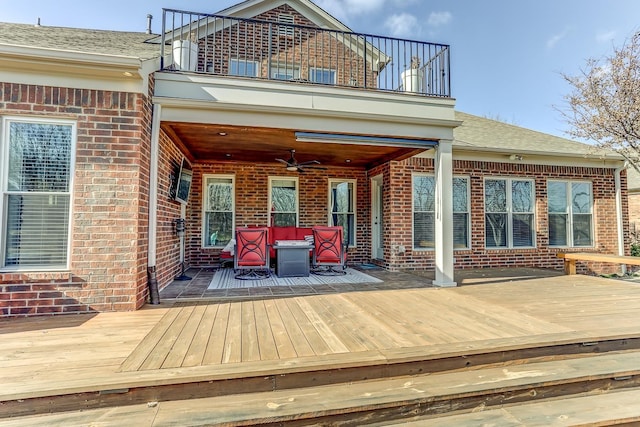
(174, 158), (193, 204)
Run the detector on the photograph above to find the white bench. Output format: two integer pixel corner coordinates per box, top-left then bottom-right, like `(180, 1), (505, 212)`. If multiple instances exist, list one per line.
(557, 252), (640, 275)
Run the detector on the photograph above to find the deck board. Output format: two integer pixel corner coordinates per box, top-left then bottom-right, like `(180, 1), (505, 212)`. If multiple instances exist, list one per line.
(4, 272), (640, 405)
(182, 303), (218, 367)
(262, 299), (297, 359)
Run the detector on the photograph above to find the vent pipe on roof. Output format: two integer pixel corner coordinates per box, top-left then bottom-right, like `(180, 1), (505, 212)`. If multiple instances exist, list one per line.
(146, 14), (153, 34)
(35, 17), (41, 28)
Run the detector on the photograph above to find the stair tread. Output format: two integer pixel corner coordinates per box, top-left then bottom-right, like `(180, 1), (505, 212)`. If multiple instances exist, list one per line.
(5, 350), (640, 426)
(393, 388), (640, 426)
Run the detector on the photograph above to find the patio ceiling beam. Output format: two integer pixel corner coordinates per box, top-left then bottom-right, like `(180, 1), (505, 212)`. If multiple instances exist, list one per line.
(295, 132), (439, 149)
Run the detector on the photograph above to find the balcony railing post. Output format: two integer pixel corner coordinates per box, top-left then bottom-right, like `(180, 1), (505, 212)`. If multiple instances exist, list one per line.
(267, 22), (273, 81)
(160, 10), (166, 69)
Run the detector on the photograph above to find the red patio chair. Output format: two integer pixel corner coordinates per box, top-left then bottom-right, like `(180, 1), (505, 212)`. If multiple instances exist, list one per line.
(234, 227), (271, 280)
(311, 226), (347, 275)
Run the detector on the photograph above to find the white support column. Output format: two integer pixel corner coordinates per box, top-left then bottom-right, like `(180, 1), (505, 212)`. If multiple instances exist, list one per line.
(433, 139), (457, 287)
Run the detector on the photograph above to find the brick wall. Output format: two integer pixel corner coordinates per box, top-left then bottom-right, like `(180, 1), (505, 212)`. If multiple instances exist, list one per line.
(199, 4), (376, 87)
(388, 157), (628, 274)
(0, 83), (151, 317)
(155, 131), (187, 288)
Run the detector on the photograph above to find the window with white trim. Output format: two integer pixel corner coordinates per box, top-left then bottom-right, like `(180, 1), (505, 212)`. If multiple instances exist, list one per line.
(270, 64), (300, 81)
(485, 178), (535, 248)
(329, 179), (356, 246)
(309, 67), (336, 84)
(548, 180), (593, 247)
(269, 177), (298, 226)
(203, 175), (234, 248)
(1, 117), (75, 269)
(229, 59), (258, 77)
(413, 175), (470, 250)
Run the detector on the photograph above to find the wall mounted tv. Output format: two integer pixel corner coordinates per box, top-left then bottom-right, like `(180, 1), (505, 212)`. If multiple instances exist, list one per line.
(174, 158), (193, 204)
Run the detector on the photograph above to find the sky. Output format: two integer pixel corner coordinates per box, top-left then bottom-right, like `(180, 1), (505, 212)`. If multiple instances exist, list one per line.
(2, 0), (640, 140)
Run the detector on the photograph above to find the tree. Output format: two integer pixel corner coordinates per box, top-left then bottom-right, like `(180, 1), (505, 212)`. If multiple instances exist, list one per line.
(559, 32), (640, 169)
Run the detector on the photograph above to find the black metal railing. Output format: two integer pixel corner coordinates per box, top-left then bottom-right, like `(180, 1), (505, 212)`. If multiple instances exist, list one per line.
(161, 8), (451, 98)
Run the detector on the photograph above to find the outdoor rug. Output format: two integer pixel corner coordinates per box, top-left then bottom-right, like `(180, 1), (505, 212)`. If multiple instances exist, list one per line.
(208, 267), (383, 289)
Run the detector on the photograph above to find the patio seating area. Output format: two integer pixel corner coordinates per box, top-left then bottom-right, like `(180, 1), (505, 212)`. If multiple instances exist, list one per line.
(3, 268), (640, 425)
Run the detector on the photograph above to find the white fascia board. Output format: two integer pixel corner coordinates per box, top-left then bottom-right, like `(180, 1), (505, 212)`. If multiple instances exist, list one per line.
(0, 43), (151, 93)
(216, 0), (351, 31)
(450, 143), (623, 161)
(153, 72), (459, 125)
(155, 97), (457, 141)
(417, 148), (626, 168)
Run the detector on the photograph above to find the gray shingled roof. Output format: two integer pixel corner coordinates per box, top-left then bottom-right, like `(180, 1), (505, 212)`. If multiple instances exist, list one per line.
(0, 22), (161, 60)
(453, 111), (620, 159)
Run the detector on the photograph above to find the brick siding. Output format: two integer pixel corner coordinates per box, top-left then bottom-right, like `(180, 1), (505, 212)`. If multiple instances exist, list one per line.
(0, 83), (151, 317)
(198, 4), (376, 87)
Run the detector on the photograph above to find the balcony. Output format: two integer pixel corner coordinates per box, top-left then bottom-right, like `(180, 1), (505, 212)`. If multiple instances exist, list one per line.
(160, 8), (451, 98)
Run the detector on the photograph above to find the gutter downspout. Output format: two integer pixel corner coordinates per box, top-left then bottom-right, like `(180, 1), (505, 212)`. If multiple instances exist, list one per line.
(147, 104), (162, 304)
(615, 161), (629, 275)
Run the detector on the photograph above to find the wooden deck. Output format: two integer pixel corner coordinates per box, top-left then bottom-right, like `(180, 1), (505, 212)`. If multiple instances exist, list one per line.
(2, 269), (640, 423)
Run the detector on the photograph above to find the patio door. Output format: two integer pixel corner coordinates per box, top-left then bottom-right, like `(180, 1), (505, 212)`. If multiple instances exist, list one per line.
(371, 175), (384, 260)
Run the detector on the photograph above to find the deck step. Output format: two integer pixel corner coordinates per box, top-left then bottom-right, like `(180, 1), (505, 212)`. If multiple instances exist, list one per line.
(4, 350), (640, 426)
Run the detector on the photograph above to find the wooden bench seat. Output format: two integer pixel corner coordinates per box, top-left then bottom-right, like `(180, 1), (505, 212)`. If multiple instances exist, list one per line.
(557, 252), (640, 275)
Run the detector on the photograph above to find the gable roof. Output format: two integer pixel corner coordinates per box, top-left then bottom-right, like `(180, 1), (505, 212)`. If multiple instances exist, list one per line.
(0, 22), (160, 60)
(453, 111), (621, 160)
(216, 0), (351, 31)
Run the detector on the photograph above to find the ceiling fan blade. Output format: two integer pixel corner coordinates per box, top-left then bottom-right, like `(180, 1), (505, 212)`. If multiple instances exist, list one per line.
(276, 158), (291, 165)
(299, 165), (327, 170)
(297, 160), (321, 166)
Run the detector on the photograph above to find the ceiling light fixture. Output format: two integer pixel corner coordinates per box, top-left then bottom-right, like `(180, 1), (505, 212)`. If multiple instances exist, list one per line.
(218, 132), (227, 136)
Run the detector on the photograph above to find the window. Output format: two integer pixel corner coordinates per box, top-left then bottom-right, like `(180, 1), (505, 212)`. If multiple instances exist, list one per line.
(453, 177), (470, 249)
(412, 175), (470, 250)
(309, 68), (336, 84)
(329, 180), (356, 246)
(269, 177), (298, 226)
(413, 175), (435, 249)
(548, 181), (593, 247)
(277, 14), (295, 36)
(203, 175), (234, 248)
(485, 178), (535, 248)
(270, 65), (300, 81)
(229, 59), (258, 77)
(1, 117), (75, 269)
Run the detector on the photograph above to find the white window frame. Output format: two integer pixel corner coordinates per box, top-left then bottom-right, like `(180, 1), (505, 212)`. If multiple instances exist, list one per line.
(412, 174), (470, 251)
(309, 67), (337, 84)
(1, 116), (76, 271)
(412, 173), (435, 251)
(270, 63), (300, 81)
(328, 179), (357, 247)
(547, 180), (594, 248)
(452, 175), (471, 250)
(268, 176), (299, 227)
(484, 177), (536, 249)
(202, 174), (235, 248)
(229, 58), (259, 77)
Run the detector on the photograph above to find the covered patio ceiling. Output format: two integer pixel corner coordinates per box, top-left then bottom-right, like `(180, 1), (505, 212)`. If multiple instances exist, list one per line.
(161, 122), (437, 169)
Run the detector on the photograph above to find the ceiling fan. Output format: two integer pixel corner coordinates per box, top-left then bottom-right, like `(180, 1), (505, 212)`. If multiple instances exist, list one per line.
(276, 149), (327, 172)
